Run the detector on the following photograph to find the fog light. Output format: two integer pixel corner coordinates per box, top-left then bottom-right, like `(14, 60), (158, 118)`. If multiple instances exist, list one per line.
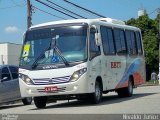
(73, 86), (78, 90)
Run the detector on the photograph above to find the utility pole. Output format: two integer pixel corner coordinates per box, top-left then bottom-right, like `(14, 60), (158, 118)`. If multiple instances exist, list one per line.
(159, 14), (160, 64)
(157, 8), (160, 63)
(27, 0), (32, 29)
(157, 8), (160, 40)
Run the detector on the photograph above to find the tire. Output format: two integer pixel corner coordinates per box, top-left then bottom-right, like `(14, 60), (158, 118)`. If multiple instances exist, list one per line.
(90, 81), (102, 104)
(117, 79), (133, 97)
(117, 89), (125, 97)
(34, 96), (47, 109)
(22, 97), (32, 105)
(125, 79), (133, 97)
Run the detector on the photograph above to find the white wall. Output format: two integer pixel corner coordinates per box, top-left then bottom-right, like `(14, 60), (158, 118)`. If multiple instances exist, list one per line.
(0, 43), (22, 65)
(0, 43), (8, 65)
(8, 43), (22, 65)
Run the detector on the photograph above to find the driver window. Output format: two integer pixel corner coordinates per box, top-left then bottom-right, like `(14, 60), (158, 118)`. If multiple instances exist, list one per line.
(9, 66), (18, 79)
(90, 28), (101, 60)
(2, 67), (11, 81)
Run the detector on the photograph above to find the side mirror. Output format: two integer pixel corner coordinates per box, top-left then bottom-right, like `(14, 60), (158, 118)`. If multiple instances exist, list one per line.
(95, 33), (101, 46)
(1, 77), (8, 82)
(91, 25), (101, 46)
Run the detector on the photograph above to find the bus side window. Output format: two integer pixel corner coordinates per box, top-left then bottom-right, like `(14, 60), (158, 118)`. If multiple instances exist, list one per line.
(126, 30), (131, 54)
(100, 26), (115, 55)
(135, 31), (143, 55)
(113, 29), (127, 54)
(90, 28), (101, 60)
(130, 31), (137, 55)
(125, 30), (137, 55)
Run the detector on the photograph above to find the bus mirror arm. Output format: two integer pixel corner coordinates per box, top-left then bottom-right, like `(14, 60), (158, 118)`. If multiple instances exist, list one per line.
(22, 31), (27, 43)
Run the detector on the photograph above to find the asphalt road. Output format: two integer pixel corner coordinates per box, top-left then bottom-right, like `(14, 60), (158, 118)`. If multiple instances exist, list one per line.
(0, 85), (160, 114)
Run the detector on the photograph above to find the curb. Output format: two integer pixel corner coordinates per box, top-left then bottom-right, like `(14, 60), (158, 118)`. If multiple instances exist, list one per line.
(139, 84), (160, 87)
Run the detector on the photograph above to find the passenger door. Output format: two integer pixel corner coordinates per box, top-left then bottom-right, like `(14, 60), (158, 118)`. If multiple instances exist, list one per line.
(9, 66), (21, 99)
(0, 66), (13, 103)
(88, 27), (101, 92)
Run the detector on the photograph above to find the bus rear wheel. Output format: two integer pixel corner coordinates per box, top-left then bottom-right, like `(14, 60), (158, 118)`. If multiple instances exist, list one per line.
(90, 81), (102, 104)
(125, 79), (133, 97)
(34, 96), (47, 109)
(117, 79), (133, 97)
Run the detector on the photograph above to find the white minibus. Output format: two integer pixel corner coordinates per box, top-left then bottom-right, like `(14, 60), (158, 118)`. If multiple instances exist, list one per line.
(19, 18), (146, 108)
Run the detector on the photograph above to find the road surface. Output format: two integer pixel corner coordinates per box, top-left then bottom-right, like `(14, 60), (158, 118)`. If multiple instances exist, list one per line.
(0, 85), (160, 114)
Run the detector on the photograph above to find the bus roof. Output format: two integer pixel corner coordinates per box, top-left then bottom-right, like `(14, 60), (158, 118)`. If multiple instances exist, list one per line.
(30, 18), (140, 31)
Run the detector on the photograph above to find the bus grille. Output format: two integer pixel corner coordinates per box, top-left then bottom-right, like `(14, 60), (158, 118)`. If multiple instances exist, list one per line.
(32, 76), (70, 85)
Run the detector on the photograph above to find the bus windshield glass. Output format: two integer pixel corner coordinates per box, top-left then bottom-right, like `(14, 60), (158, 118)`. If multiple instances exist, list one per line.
(20, 25), (88, 67)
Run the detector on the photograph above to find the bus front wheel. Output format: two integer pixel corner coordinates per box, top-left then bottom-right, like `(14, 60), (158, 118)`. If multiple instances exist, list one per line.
(90, 81), (102, 104)
(34, 96), (47, 109)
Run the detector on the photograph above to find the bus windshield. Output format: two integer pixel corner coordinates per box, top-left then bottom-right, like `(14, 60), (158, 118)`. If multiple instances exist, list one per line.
(20, 25), (88, 67)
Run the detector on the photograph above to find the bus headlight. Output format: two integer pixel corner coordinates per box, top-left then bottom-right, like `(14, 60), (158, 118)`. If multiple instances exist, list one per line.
(19, 73), (33, 85)
(70, 68), (87, 82)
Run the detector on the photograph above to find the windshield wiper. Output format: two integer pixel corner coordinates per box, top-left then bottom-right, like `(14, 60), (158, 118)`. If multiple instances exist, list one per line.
(54, 46), (69, 66)
(31, 41), (52, 69)
(31, 39), (69, 69)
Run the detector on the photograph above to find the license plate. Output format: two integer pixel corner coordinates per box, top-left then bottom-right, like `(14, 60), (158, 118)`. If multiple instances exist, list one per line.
(45, 86), (58, 92)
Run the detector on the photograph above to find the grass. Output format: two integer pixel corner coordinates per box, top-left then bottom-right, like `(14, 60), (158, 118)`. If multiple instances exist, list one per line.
(146, 80), (159, 85)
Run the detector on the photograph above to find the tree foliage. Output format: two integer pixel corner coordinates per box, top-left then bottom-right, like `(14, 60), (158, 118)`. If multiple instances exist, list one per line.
(126, 15), (159, 80)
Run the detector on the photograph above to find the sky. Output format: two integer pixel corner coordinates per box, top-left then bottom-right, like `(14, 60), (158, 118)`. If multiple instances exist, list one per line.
(0, 0), (159, 44)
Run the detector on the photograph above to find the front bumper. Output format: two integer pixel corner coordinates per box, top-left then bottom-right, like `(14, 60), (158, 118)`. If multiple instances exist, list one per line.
(19, 74), (92, 97)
